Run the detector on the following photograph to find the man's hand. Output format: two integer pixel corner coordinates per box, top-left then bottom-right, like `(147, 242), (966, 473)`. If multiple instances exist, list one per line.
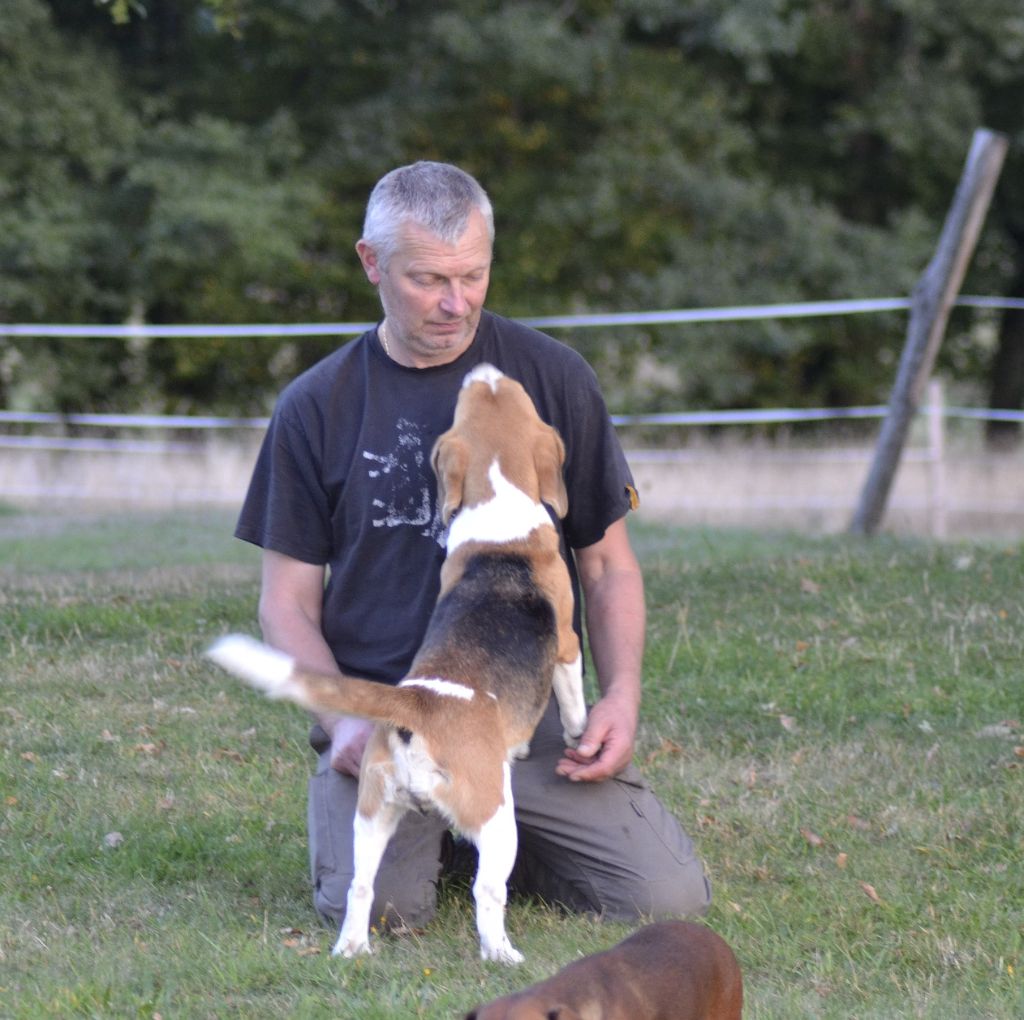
(329, 715), (374, 776)
(555, 691), (637, 783)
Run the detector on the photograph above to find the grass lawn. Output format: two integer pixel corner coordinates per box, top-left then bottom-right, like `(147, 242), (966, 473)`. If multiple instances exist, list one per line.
(1, 508), (1021, 1018)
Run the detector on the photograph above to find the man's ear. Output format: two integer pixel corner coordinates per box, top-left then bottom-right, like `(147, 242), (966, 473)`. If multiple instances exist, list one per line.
(355, 239), (382, 285)
(431, 432), (468, 524)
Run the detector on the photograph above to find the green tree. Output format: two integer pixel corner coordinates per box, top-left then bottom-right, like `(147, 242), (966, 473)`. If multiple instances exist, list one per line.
(673, 0), (1024, 436)
(336, 1), (931, 411)
(1, 0), (326, 412)
(0, 0), (140, 410)
(11, 0), (1024, 429)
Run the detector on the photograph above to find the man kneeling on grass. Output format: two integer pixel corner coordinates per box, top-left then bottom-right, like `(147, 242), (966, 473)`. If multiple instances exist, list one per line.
(233, 160), (711, 938)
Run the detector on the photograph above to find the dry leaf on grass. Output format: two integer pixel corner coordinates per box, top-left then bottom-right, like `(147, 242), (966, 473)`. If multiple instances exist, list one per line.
(860, 882), (882, 904)
(280, 927), (322, 956)
(213, 748), (246, 764)
(800, 577), (821, 595)
(644, 737), (684, 766)
(801, 827), (825, 848)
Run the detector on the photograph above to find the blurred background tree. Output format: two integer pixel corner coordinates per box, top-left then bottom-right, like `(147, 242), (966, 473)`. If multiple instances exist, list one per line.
(1, 0), (1021, 443)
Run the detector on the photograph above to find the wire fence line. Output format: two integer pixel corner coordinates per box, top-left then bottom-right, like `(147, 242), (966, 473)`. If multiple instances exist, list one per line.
(3, 295), (1024, 341)
(1, 297), (1021, 461)
(1, 405), (1021, 456)
(0, 411), (269, 430)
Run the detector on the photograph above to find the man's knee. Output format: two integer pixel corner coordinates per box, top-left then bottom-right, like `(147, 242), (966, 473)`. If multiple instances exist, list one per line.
(307, 763), (446, 931)
(598, 860), (712, 922)
(314, 868), (439, 931)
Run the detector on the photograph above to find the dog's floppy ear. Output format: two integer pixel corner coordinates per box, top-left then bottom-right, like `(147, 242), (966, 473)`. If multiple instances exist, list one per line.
(431, 432), (469, 524)
(535, 426), (568, 518)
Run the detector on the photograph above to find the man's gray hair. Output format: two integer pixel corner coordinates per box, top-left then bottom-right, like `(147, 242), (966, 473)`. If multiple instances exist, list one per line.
(362, 161), (494, 267)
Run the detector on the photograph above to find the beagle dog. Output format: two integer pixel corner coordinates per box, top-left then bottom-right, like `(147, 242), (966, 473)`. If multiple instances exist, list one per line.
(463, 921), (744, 1019)
(207, 364), (587, 964)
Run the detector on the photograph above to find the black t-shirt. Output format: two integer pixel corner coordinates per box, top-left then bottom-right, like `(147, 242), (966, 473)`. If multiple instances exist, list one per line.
(235, 310), (635, 682)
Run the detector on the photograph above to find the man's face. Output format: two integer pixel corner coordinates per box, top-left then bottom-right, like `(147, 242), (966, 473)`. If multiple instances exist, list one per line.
(357, 208), (492, 368)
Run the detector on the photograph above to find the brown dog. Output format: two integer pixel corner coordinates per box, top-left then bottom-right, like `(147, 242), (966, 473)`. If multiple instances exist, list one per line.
(464, 921), (743, 1020)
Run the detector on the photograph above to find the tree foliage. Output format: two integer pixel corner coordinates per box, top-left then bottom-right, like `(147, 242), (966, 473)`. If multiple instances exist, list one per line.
(2, 0), (1022, 428)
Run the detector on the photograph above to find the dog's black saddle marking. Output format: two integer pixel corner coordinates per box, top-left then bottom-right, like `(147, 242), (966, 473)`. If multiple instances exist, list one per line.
(431, 555), (555, 654)
(418, 553), (557, 720)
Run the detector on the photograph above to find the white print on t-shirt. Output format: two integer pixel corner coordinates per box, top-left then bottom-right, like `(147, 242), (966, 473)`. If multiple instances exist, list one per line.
(363, 418), (446, 545)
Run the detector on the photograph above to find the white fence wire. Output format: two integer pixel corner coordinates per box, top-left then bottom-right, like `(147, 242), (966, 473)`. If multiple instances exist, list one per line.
(3, 294), (1024, 340)
(2, 298), (1022, 533)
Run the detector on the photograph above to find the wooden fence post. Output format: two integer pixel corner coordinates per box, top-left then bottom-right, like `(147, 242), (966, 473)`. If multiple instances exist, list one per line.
(849, 128), (1007, 536)
(926, 379), (947, 539)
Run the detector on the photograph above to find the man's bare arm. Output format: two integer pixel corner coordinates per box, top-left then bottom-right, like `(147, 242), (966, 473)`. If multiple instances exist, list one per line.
(556, 517), (645, 783)
(257, 549), (372, 775)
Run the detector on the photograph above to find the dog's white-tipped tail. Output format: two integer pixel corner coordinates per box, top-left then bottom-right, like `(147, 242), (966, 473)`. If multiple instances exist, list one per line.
(205, 634), (296, 700)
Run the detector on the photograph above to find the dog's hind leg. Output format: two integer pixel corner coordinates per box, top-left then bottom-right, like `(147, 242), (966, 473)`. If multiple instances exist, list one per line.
(552, 651), (587, 746)
(471, 763), (524, 965)
(332, 802), (404, 958)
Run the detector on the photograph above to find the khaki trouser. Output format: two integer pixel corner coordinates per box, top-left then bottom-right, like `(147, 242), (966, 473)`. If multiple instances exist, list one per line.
(307, 697), (712, 930)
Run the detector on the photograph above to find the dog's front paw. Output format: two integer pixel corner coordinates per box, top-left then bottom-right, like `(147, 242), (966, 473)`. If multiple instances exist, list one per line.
(480, 936), (524, 966)
(561, 712), (587, 749)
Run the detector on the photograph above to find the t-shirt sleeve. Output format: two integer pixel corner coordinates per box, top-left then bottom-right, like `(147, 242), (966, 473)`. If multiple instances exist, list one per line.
(234, 406), (333, 565)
